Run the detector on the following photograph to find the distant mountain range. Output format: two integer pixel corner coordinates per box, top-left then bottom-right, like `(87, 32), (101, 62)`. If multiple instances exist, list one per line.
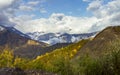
(27, 32), (98, 45)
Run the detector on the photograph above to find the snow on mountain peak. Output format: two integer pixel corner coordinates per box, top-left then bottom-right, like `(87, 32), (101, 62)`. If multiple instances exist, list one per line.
(0, 26), (5, 31)
(26, 32), (98, 45)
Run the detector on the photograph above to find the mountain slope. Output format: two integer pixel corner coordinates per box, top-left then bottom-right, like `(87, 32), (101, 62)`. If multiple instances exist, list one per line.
(0, 25), (49, 58)
(28, 39), (89, 70)
(0, 25), (48, 48)
(14, 43), (72, 58)
(78, 26), (120, 56)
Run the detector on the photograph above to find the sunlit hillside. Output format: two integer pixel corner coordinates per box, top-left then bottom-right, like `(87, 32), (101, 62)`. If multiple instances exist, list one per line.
(28, 40), (89, 71)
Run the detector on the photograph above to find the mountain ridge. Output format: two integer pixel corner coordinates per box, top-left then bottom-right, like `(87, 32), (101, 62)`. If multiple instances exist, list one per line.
(27, 31), (97, 45)
(77, 26), (120, 57)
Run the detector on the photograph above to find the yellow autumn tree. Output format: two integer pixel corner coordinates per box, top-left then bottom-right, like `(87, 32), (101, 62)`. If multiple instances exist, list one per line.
(0, 49), (14, 68)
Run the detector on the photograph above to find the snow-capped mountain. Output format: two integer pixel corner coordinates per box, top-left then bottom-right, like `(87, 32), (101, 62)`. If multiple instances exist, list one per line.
(0, 26), (5, 31)
(0, 25), (30, 38)
(0, 25), (49, 58)
(27, 32), (98, 45)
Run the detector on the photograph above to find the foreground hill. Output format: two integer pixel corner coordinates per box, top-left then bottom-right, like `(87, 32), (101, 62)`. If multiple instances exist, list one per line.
(78, 26), (120, 56)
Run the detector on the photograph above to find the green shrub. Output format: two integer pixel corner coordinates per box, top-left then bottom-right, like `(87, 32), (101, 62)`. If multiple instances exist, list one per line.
(82, 51), (120, 75)
(51, 56), (73, 75)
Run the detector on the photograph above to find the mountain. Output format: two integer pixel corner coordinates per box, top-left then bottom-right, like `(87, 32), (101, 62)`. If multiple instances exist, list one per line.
(78, 26), (120, 56)
(27, 32), (97, 45)
(32, 26), (120, 75)
(0, 25), (49, 58)
(0, 25), (78, 59)
(0, 26), (120, 75)
(14, 43), (72, 58)
(0, 25), (48, 48)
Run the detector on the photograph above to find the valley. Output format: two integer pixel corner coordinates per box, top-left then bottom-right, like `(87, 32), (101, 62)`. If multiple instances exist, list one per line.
(0, 25), (120, 75)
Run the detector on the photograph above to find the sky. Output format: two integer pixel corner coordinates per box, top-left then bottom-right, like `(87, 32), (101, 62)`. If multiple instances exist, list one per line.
(0, 0), (120, 34)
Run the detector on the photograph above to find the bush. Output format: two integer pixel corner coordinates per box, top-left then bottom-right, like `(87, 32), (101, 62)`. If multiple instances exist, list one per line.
(76, 50), (120, 75)
(51, 56), (73, 75)
(14, 57), (29, 69)
(0, 49), (14, 68)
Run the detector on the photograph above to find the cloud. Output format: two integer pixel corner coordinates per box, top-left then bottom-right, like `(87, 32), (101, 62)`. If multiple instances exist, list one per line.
(1, 0), (120, 35)
(0, 0), (18, 26)
(82, 0), (91, 2)
(0, 13), (11, 26)
(0, 0), (15, 9)
(87, 0), (120, 32)
(14, 13), (99, 34)
(40, 8), (47, 13)
(27, 1), (40, 6)
(87, 0), (102, 12)
(0, 0), (43, 26)
(19, 5), (34, 11)
(14, 0), (120, 34)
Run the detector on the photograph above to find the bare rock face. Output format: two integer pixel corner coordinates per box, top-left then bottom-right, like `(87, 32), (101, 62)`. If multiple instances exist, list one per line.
(0, 68), (57, 75)
(0, 68), (26, 75)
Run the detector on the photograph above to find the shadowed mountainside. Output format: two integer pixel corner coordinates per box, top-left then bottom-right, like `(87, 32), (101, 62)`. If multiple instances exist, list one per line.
(14, 43), (72, 58)
(0, 25), (48, 49)
(0, 25), (49, 58)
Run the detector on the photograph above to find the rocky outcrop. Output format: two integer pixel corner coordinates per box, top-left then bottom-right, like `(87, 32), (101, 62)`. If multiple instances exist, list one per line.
(0, 68), (26, 75)
(0, 68), (57, 75)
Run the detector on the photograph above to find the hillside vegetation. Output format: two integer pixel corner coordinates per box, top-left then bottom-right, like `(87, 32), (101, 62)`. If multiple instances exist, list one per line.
(0, 26), (120, 75)
(0, 39), (89, 75)
(28, 40), (89, 72)
(79, 26), (120, 56)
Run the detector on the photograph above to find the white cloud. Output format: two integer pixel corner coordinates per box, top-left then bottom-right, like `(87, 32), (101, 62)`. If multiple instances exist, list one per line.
(0, 0), (15, 9)
(14, 13), (99, 34)
(28, 1), (39, 6)
(19, 5), (34, 11)
(13, 0), (120, 34)
(40, 8), (47, 13)
(87, 0), (102, 12)
(0, 0), (18, 26)
(1, 0), (120, 35)
(0, 0), (43, 26)
(87, 0), (120, 32)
